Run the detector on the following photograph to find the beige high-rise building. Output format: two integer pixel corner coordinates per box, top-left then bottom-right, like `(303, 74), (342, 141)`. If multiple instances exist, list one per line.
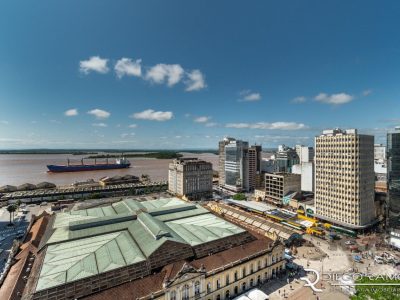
(168, 158), (213, 200)
(315, 129), (376, 229)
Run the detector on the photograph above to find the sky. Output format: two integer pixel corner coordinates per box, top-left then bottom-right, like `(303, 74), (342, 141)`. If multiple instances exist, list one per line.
(0, 0), (399, 149)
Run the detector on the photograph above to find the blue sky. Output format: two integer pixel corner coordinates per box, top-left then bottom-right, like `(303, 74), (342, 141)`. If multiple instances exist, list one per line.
(0, 1), (399, 149)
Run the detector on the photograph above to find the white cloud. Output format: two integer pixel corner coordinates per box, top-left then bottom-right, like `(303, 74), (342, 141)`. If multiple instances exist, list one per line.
(291, 96), (306, 104)
(0, 120), (9, 125)
(145, 64), (184, 86)
(128, 124), (137, 128)
(185, 70), (206, 91)
(64, 108), (78, 117)
(315, 92), (354, 105)
(120, 132), (135, 138)
(92, 123), (108, 127)
(225, 121), (308, 130)
(239, 90), (261, 102)
(362, 89), (372, 96)
(131, 109), (173, 121)
(87, 109), (111, 119)
(194, 116), (210, 123)
(79, 56), (109, 74)
(115, 58), (142, 78)
(205, 122), (218, 127)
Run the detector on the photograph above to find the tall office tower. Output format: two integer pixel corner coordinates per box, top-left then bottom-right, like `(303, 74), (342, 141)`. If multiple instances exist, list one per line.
(275, 145), (299, 172)
(248, 145), (262, 190)
(387, 127), (400, 229)
(224, 139), (249, 192)
(315, 129), (376, 229)
(168, 158), (213, 200)
(218, 137), (235, 186)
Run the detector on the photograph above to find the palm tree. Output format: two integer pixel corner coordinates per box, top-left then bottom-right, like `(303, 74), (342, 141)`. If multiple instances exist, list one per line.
(6, 204), (17, 225)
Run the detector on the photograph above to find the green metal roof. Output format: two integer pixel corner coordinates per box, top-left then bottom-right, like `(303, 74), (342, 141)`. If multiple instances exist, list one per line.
(37, 231), (146, 291)
(38, 197), (248, 293)
(166, 213), (246, 246)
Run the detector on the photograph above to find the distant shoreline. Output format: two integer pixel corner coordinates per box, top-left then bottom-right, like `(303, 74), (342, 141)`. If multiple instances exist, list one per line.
(0, 149), (218, 155)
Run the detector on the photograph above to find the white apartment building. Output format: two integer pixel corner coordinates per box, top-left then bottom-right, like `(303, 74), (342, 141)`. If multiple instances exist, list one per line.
(168, 158), (213, 200)
(314, 129), (376, 229)
(374, 143), (386, 162)
(292, 162), (314, 192)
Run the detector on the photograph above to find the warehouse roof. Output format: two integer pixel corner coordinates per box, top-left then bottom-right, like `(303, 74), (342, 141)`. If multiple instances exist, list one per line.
(36, 197), (249, 293)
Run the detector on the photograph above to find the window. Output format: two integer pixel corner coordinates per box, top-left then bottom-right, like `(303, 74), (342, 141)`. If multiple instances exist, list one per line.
(216, 295), (221, 300)
(207, 282), (212, 293)
(234, 286), (238, 295)
(225, 274), (230, 285)
(234, 271), (238, 281)
(217, 279), (221, 289)
(182, 284), (190, 300)
(242, 267), (246, 277)
(250, 278), (254, 287)
(258, 260), (261, 270)
(242, 282), (246, 292)
(257, 275), (261, 285)
(170, 290), (176, 300)
(250, 263), (253, 274)
(195, 281), (201, 297)
(225, 290), (230, 300)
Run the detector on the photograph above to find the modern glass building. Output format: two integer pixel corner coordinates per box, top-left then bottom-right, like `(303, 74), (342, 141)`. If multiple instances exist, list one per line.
(224, 140), (249, 191)
(388, 127), (400, 229)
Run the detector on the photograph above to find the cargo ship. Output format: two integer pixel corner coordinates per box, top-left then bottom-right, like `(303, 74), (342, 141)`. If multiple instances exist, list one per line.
(47, 157), (131, 173)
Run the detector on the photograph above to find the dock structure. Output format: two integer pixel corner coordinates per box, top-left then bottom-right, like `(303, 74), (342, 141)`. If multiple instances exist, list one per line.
(0, 181), (168, 205)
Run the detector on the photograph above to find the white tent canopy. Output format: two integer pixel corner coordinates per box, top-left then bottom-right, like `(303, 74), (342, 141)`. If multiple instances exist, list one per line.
(233, 288), (269, 300)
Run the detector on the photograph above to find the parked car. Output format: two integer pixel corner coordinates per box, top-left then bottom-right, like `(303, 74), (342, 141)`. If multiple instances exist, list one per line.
(345, 240), (354, 245)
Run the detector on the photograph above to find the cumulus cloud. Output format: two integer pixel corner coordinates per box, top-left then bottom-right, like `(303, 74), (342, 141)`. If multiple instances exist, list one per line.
(128, 124), (137, 128)
(315, 92), (354, 105)
(64, 108), (78, 117)
(92, 123), (108, 127)
(194, 116), (210, 123)
(239, 90), (261, 102)
(145, 64), (184, 86)
(185, 70), (206, 91)
(79, 56), (109, 74)
(291, 96), (306, 104)
(131, 109), (173, 121)
(115, 58), (142, 78)
(87, 109), (110, 119)
(225, 121), (308, 130)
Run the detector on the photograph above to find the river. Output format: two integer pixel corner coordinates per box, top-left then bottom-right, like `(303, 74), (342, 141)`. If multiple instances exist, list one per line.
(0, 153), (219, 187)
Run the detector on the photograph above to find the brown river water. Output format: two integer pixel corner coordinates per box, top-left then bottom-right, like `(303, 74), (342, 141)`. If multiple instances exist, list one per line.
(0, 153), (219, 187)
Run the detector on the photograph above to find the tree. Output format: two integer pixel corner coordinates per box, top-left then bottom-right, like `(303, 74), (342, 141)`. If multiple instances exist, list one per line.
(6, 204), (17, 225)
(233, 193), (246, 201)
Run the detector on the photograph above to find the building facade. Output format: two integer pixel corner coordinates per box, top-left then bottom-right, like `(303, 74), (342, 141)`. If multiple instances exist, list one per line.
(387, 127), (400, 229)
(218, 137), (236, 186)
(263, 173), (301, 203)
(224, 140), (249, 192)
(248, 145), (262, 191)
(275, 145), (299, 173)
(375, 144), (386, 162)
(168, 158), (213, 200)
(315, 129), (376, 229)
(292, 162), (314, 192)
